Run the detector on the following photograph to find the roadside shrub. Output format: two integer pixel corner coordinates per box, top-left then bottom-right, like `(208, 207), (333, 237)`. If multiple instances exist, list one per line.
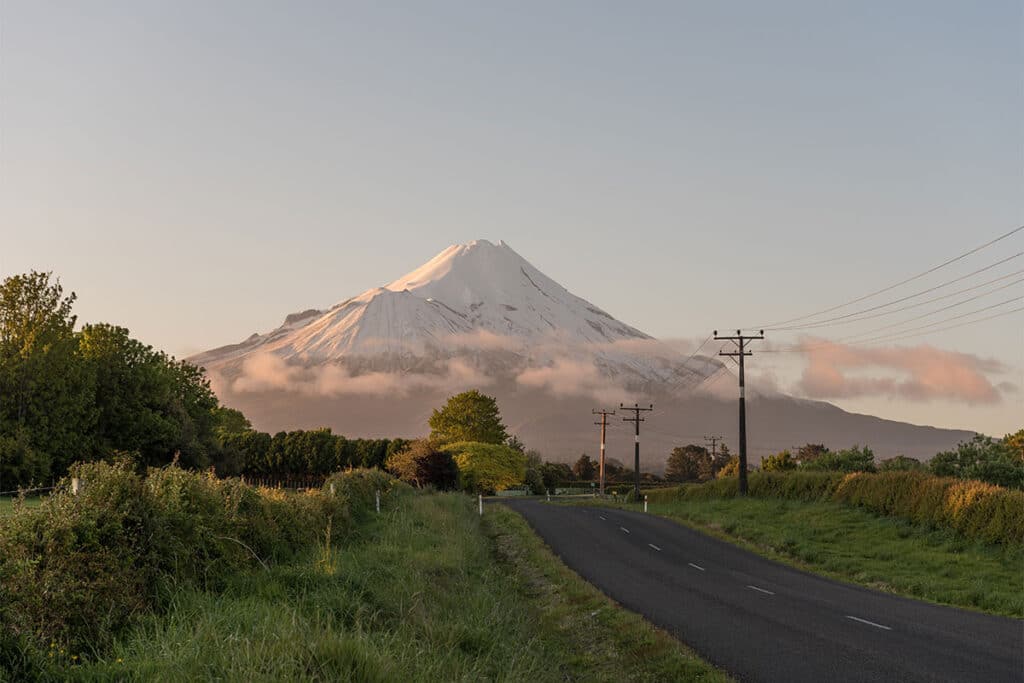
(385, 440), (459, 490)
(0, 463), (406, 673)
(644, 486), (686, 503)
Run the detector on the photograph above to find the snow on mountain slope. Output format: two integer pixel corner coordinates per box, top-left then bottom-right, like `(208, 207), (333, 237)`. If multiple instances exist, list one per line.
(191, 240), (722, 392)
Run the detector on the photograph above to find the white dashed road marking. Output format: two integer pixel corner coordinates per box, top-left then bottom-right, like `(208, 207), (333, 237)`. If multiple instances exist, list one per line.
(599, 516), (607, 520)
(688, 563), (705, 571)
(747, 585), (775, 596)
(648, 543), (662, 551)
(620, 527), (630, 534)
(846, 616), (892, 631)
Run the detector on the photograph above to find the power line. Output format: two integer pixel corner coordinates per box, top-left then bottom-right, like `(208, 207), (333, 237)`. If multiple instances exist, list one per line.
(769, 267), (1024, 331)
(845, 298), (1023, 346)
(755, 225), (1023, 329)
(833, 279), (1024, 341)
(857, 306), (1024, 346)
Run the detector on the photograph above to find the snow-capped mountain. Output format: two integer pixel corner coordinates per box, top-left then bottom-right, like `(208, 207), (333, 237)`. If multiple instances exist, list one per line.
(192, 239), (722, 390)
(191, 239), (973, 464)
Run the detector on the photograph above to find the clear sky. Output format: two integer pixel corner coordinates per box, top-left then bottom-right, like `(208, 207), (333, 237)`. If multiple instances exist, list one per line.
(2, 1), (1021, 435)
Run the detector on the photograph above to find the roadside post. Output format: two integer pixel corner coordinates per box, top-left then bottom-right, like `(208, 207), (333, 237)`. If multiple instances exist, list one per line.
(479, 494), (483, 516)
(375, 490), (381, 514)
(644, 495), (648, 513)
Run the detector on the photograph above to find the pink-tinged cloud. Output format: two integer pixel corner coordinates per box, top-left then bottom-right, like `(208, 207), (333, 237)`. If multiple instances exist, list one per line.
(229, 353), (491, 398)
(515, 358), (625, 404)
(797, 338), (1004, 404)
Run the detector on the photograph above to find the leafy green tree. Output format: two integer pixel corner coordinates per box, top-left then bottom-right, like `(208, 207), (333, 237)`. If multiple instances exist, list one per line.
(573, 453), (596, 480)
(761, 450), (797, 472)
(539, 461), (574, 490)
(0, 271), (95, 486)
(801, 445), (876, 473)
(444, 441), (526, 494)
(930, 435), (1023, 488)
(878, 455), (926, 472)
(1002, 429), (1023, 462)
(428, 390), (508, 446)
(665, 444), (711, 482)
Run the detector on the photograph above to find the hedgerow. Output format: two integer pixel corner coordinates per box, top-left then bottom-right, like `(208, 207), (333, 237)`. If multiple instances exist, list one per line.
(671, 470), (1023, 546)
(0, 461), (408, 678)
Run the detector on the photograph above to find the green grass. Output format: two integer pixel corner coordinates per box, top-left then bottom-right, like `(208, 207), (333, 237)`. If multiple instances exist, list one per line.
(575, 497), (1024, 618)
(51, 494), (726, 682)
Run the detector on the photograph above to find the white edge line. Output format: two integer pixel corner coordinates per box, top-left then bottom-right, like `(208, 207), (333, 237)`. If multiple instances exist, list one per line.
(747, 585), (775, 595)
(620, 526), (630, 534)
(688, 562), (705, 571)
(846, 615), (892, 631)
(648, 543), (662, 551)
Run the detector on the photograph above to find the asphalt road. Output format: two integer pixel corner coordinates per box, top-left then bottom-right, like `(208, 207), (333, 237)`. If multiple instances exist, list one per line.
(501, 500), (1023, 683)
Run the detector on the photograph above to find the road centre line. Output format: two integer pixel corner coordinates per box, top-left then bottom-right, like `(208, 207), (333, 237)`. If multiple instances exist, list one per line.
(648, 543), (662, 551)
(599, 516), (607, 520)
(688, 563), (705, 571)
(620, 527), (630, 534)
(846, 615), (892, 631)
(747, 585), (775, 595)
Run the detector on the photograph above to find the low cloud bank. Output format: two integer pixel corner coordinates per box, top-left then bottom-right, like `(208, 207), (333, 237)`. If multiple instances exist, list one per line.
(797, 338), (1005, 404)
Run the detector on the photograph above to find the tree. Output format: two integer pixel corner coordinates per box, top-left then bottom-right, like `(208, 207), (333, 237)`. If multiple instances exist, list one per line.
(0, 271), (94, 486)
(386, 439), (458, 490)
(539, 461), (574, 490)
(506, 435), (525, 453)
(878, 455), (926, 472)
(801, 445), (876, 473)
(573, 453), (596, 480)
(761, 450), (797, 472)
(444, 441), (526, 494)
(1002, 429), (1023, 462)
(930, 435), (1023, 489)
(665, 444), (711, 482)
(429, 390), (508, 446)
(796, 443), (829, 465)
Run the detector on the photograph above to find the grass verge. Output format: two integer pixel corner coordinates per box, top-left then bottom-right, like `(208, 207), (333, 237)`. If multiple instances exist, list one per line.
(53, 494), (727, 682)
(576, 497), (1023, 618)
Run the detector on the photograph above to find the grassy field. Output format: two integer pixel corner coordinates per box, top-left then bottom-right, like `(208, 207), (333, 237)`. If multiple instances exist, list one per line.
(55, 493), (727, 682)
(574, 497), (1023, 618)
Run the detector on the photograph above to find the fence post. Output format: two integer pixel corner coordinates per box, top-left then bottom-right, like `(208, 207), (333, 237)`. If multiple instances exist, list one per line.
(375, 490), (380, 514)
(644, 495), (648, 513)
(478, 494), (483, 516)
(71, 477), (80, 496)
(329, 483), (335, 496)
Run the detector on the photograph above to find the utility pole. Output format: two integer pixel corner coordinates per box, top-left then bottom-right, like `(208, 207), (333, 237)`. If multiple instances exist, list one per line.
(704, 435), (723, 466)
(593, 409), (616, 496)
(620, 402), (653, 500)
(713, 329), (764, 495)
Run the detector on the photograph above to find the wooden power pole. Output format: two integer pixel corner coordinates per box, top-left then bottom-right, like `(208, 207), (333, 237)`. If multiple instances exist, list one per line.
(714, 329), (764, 495)
(593, 408), (616, 496)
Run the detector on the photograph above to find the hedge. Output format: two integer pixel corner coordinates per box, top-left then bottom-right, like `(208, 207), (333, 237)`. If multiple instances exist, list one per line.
(642, 471), (1023, 546)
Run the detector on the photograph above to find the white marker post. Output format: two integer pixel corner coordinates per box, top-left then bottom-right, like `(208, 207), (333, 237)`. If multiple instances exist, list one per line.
(375, 490), (380, 514)
(644, 495), (648, 513)
(479, 494), (483, 516)
(329, 483), (335, 496)
(71, 477), (80, 496)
